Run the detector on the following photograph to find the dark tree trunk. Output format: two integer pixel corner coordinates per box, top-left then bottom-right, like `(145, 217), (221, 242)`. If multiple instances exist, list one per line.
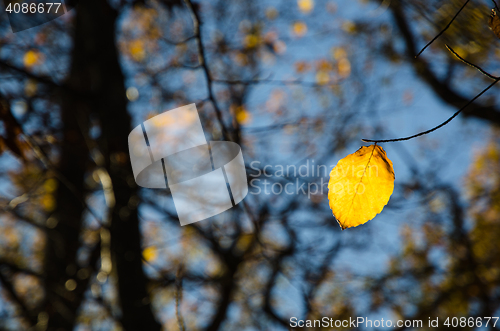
(45, 1), (162, 330)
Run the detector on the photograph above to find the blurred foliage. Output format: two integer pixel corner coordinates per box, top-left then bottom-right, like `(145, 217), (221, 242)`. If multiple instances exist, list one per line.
(366, 131), (500, 329)
(0, 0), (498, 330)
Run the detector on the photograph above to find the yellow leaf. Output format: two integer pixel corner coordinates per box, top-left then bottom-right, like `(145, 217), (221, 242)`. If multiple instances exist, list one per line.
(236, 107), (251, 124)
(292, 21), (308, 37)
(341, 20), (356, 34)
(295, 61), (310, 73)
(298, 0), (314, 13)
(328, 145), (395, 230)
(234, 52), (249, 66)
(338, 58), (351, 78)
(43, 178), (58, 193)
(129, 40), (145, 61)
(143, 246), (157, 262)
(41, 194), (55, 212)
(235, 234), (253, 252)
(332, 47), (347, 60)
(315, 71), (330, 85)
(266, 7), (278, 20)
(244, 34), (260, 48)
(24, 79), (38, 97)
(23, 50), (39, 67)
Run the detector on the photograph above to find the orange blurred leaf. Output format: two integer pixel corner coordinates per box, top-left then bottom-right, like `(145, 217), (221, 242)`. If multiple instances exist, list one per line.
(315, 71), (330, 85)
(337, 58), (351, 78)
(295, 61), (310, 73)
(143, 246), (157, 262)
(129, 40), (146, 61)
(292, 22), (308, 37)
(23, 50), (40, 68)
(298, 0), (314, 14)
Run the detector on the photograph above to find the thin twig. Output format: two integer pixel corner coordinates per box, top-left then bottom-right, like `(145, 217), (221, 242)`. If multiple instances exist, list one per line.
(0, 61), (60, 89)
(415, 0), (471, 58)
(0, 78), (103, 229)
(0, 60), (86, 99)
(183, 0), (231, 141)
(20, 133), (107, 228)
(162, 35), (196, 45)
(493, 0), (500, 11)
(362, 77), (500, 143)
(213, 78), (341, 88)
(445, 44), (499, 80)
(175, 267), (186, 331)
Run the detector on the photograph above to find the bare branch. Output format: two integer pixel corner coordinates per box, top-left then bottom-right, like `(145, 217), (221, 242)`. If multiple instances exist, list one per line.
(183, 0), (231, 141)
(175, 267), (186, 331)
(0, 270), (37, 327)
(213, 78), (342, 88)
(362, 77), (500, 143)
(415, 0), (471, 58)
(162, 35), (196, 45)
(0, 260), (43, 278)
(445, 44), (499, 80)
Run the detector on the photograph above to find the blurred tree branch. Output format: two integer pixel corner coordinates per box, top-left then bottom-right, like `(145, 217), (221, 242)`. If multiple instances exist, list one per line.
(183, 0), (231, 141)
(0, 271), (37, 328)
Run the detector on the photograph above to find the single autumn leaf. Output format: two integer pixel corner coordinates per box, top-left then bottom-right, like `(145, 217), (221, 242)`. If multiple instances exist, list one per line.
(489, 8), (500, 39)
(328, 144), (395, 230)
